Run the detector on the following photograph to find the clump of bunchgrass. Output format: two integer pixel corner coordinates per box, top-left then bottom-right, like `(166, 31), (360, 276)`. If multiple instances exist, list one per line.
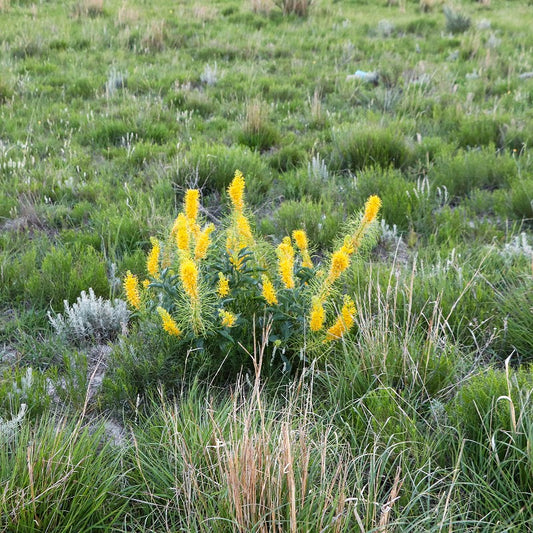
(123, 171), (381, 378)
(443, 5), (471, 34)
(274, 0), (312, 17)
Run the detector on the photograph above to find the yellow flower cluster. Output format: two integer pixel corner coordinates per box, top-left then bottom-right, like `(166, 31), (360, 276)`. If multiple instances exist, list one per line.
(194, 224), (214, 260)
(363, 195), (382, 224)
(228, 170), (245, 212)
(326, 249), (350, 285)
(180, 258), (199, 300)
(217, 272), (230, 297)
(173, 213), (189, 252)
(225, 173), (255, 270)
(292, 229), (313, 269)
(261, 274), (278, 305)
(277, 237), (295, 289)
(124, 271), (141, 310)
(146, 237), (160, 279)
(157, 307), (181, 336)
(326, 296), (356, 341)
(219, 309), (237, 328)
(309, 297), (325, 332)
(184, 189), (200, 224)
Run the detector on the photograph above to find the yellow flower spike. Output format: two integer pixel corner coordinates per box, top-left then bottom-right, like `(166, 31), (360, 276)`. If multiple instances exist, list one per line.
(146, 237), (160, 278)
(194, 224), (214, 260)
(326, 249), (350, 285)
(228, 170), (245, 212)
(124, 271), (141, 310)
(142, 279), (150, 289)
(292, 229), (308, 251)
(261, 274), (278, 305)
(180, 258), (199, 300)
(340, 235), (355, 256)
(217, 272), (230, 297)
(362, 195), (382, 224)
(184, 189), (200, 224)
(277, 237), (295, 289)
(309, 297), (325, 332)
(174, 213), (189, 252)
(236, 213), (254, 246)
(325, 296), (356, 341)
(293, 229), (313, 268)
(219, 309), (237, 328)
(157, 307), (181, 337)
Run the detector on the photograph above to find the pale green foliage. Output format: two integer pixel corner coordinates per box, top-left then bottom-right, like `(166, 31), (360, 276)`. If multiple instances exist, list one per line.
(48, 288), (129, 343)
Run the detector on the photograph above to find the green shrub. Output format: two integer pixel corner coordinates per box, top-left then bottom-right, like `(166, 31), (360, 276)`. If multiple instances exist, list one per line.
(352, 166), (434, 232)
(457, 116), (503, 149)
(237, 100), (281, 151)
(430, 147), (517, 198)
(182, 142), (271, 201)
(269, 197), (345, 250)
(509, 177), (533, 220)
(443, 6), (470, 34)
(24, 244), (109, 309)
(331, 125), (414, 172)
(0, 366), (50, 420)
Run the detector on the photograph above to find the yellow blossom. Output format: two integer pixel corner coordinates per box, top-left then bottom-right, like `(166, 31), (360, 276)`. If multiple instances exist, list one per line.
(228, 170), (246, 212)
(142, 279), (150, 289)
(326, 249), (350, 285)
(124, 271), (141, 309)
(277, 236), (295, 289)
(362, 195), (382, 224)
(219, 309), (237, 328)
(194, 224), (214, 260)
(226, 230), (245, 270)
(217, 272), (230, 297)
(184, 189), (200, 224)
(146, 237), (160, 278)
(340, 235), (355, 256)
(326, 296), (356, 341)
(292, 229), (308, 251)
(174, 213), (189, 252)
(293, 229), (313, 268)
(261, 274), (278, 305)
(309, 297), (325, 332)
(180, 258), (199, 300)
(157, 307), (181, 336)
(236, 213), (254, 246)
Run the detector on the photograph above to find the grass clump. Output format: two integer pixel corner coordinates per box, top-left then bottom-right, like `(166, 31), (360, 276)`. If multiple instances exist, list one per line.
(237, 99), (281, 151)
(443, 5), (471, 34)
(331, 125), (414, 172)
(0, 415), (124, 531)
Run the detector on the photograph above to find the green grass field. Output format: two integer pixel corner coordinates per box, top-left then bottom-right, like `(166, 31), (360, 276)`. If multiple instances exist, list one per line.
(1, 0), (532, 530)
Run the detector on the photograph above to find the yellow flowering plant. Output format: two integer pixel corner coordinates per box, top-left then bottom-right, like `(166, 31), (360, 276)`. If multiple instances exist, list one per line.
(123, 170), (381, 377)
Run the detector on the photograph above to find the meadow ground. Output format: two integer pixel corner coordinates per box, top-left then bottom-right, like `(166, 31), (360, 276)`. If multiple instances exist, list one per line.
(1, 0), (532, 530)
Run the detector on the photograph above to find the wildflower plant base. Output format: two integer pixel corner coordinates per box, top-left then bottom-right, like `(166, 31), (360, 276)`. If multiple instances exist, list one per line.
(124, 171), (381, 375)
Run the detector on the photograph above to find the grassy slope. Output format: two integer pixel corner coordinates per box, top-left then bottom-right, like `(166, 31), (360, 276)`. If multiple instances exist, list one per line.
(0, 0), (532, 531)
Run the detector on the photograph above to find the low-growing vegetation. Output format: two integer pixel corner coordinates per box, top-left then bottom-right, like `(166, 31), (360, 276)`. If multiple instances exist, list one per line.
(1, 0), (532, 530)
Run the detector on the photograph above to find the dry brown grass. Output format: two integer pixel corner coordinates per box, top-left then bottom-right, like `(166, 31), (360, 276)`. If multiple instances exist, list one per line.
(72, 0), (104, 18)
(116, 2), (140, 27)
(244, 99), (268, 135)
(141, 20), (165, 52)
(192, 4), (218, 22)
(250, 0), (276, 14)
(275, 0), (312, 17)
(309, 87), (323, 126)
